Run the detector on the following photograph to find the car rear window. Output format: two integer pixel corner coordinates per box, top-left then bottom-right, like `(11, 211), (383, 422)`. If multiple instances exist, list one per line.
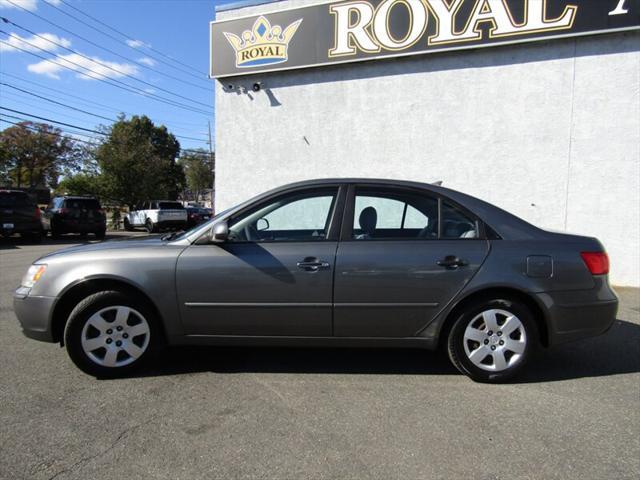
(159, 202), (184, 210)
(0, 191), (31, 207)
(63, 198), (101, 210)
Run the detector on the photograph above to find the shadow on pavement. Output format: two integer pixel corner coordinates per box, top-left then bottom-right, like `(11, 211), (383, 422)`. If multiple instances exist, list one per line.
(130, 318), (640, 383)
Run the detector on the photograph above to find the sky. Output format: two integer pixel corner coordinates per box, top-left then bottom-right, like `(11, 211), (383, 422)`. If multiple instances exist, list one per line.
(0, 0), (238, 152)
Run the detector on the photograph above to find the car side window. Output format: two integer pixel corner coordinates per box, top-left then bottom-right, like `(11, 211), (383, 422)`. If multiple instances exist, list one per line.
(352, 189), (438, 240)
(441, 201), (478, 239)
(228, 189), (338, 243)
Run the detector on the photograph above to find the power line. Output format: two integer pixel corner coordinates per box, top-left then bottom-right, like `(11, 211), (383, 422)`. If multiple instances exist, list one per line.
(0, 71), (211, 129)
(1, 82), (115, 122)
(57, 0), (204, 76)
(0, 105), (210, 143)
(2, 17), (213, 108)
(0, 37), (213, 116)
(1, 117), (214, 157)
(4, 0), (212, 89)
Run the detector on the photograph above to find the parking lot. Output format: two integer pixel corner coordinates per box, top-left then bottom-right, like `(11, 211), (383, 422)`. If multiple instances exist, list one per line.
(0, 233), (638, 480)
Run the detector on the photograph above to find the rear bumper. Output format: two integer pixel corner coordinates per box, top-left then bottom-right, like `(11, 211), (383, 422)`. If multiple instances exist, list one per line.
(534, 276), (619, 346)
(156, 220), (187, 229)
(54, 220), (105, 233)
(13, 291), (56, 342)
(0, 221), (41, 236)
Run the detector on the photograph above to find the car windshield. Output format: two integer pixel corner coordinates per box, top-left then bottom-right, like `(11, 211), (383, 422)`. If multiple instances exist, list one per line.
(64, 199), (100, 210)
(159, 202), (184, 210)
(0, 192), (30, 207)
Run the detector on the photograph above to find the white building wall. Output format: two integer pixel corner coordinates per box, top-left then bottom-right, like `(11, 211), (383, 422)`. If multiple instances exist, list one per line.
(215, 2), (640, 286)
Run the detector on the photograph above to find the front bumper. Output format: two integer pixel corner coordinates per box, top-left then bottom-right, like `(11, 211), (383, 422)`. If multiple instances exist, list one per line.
(535, 276), (619, 346)
(13, 290), (56, 342)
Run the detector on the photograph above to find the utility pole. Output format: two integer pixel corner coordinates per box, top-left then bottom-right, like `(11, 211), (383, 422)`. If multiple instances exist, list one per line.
(207, 120), (215, 211)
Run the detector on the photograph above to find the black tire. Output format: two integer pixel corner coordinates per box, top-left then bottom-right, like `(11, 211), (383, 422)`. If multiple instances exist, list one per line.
(447, 298), (538, 383)
(145, 219), (156, 233)
(95, 229), (106, 240)
(64, 290), (161, 378)
(123, 218), (133, 232)
(79, 232), (88, 239)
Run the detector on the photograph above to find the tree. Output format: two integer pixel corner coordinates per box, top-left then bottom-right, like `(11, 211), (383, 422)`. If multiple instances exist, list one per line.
(94, 115), (183, 208)
(178, 149), (214, 203)
(0, 122), (77, 189)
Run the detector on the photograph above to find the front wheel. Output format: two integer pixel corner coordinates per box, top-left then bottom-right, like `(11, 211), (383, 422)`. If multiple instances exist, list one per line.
(447, 298), (537, 383)
(64, 291), (159, 377)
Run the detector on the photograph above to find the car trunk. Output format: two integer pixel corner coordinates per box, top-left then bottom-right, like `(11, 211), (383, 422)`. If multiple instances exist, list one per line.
(63, 199), (102, 225)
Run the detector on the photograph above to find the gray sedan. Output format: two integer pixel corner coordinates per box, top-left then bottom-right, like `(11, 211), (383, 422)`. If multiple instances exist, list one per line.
(13, 179), (618, 382)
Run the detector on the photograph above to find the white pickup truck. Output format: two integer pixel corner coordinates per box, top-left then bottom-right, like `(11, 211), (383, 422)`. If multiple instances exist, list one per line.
(124, 201), (188, 233)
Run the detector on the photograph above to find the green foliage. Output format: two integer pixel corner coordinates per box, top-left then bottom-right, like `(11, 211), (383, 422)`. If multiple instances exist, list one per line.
(94, 115), (184, 208)
(56, 173), (105, 199)
(178, 149), (214, 201)
(0, 122), (77, 189)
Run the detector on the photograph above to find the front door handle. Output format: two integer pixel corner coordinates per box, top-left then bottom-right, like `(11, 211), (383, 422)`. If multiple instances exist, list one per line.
(297, 257), (330, 272)
(437, 255), (469, 269)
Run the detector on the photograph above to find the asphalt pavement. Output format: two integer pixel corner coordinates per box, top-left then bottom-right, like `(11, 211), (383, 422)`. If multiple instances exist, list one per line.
(1, 233), (638, 479)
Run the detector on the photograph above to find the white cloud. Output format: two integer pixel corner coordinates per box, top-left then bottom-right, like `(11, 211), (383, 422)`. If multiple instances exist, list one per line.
(28, 53), (139, 81)
(138, 57), (156, 67)
(0, 32), (71, 53)
(0, 0), (38, 11)
(126, 39), (150, 49)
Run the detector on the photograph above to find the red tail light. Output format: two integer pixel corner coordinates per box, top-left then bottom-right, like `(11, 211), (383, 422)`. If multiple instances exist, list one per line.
(580, 252), (609, 275)
(34, 207), (41, 220)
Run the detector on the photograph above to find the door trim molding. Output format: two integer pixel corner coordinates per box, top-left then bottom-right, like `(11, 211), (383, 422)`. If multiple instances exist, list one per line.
(185, 302), (438, 308)
(335, 303), (439, 307)
(185, 302), (332, 308)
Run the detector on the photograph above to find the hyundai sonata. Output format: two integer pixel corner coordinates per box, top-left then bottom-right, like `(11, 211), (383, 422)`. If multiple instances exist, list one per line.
(14, 179), (618, 382)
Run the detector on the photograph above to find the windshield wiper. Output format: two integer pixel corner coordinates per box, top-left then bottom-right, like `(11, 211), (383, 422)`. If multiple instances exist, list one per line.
(161, 231), (183, 241)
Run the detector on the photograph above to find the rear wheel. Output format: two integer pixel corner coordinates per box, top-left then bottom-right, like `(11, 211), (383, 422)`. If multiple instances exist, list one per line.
(123, 218), (133, 231)
(64, 291), (160, 377)
(95, 229), (106, 240)
(447, 298), (537, 383)
(145, 219), (156, 233)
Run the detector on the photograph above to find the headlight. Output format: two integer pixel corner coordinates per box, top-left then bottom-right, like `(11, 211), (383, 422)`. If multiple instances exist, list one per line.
(22, 264), (47, 288)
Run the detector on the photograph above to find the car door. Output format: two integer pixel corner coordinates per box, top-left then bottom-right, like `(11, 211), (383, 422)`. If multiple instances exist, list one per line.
(175, 185), (345, 336)
(333, 185), (490, 337)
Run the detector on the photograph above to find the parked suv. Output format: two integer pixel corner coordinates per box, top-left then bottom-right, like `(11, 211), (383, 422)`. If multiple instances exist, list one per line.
(124, 201), (187, 233)
(42, 196), (106, 239)
(0, 189), (43, 242)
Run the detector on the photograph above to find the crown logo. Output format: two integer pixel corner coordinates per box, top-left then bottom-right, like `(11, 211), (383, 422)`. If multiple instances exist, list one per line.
(223, 16), (303, 68)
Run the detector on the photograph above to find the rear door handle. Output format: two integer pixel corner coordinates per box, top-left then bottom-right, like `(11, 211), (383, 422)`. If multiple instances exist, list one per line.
(437, 255), (469, 269)
(297, 257), (330, 272)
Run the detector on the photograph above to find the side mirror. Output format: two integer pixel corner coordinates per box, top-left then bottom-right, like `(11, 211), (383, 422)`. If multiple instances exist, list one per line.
(210, 221), (229, 243)
(256, 217), (270, 232)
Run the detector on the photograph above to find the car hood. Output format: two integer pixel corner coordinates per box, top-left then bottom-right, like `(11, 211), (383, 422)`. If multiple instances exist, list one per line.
(37, 236), (185, 262)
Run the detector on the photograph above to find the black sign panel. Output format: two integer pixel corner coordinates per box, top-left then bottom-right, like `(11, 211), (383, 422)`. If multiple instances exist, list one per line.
(210, 0), (640, 78)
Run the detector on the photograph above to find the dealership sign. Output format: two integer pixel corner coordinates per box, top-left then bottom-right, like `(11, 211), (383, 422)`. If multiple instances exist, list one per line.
(210, 0), (640, 78)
